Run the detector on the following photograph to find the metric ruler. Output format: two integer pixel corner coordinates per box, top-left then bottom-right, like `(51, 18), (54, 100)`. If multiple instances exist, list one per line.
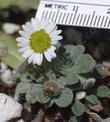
(36, 0), (110, 29)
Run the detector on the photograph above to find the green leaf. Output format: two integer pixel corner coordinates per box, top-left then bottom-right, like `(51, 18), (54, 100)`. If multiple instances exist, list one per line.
(86, 95), (101, 105)
(66, 71), (79, 85)
(82, 78), (96, 89)
(64, 45), (85, 63)
(97, 86), (110, 97)
(26, 84), (40, 103)
(37, 86), (51, 104)
(56, 77), (67, 88)
(69, 116), (78, 122)
(61, 68), (79, 85)
(0, 0), (39, 10)
(95, 64), (104, 76)
(0, 32), (23, 69)
(74, 54), (96, 74)
(16, 82), (31, 94)
(55, 88), (73, 107)
(71, 99), (85, 116)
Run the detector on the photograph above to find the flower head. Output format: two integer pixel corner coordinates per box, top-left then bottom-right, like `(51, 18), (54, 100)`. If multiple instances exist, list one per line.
(16, 18), (62, 65)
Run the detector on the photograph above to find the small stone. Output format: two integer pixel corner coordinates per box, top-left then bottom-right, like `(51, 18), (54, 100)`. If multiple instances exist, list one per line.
(0, 93), (23, 122)
(76, 91), (86, 100)
(0, 62), (7, 72)
(1, 69), (13, 85)
(17, 119), (25, 122)
(2, 23), (20, 35)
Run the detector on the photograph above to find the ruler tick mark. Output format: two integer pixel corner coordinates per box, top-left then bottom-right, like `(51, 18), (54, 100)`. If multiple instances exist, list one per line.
(93, 15), (97, 26)
(100, 16), (105, 27)
(86, 15), (90, 26)
(75, 14), (80, 25)
(104, 16), (108, 27)
(61, 12), (66, 24)
(90, 11), (95, 26)
(65, 13), (69, 24)
(69, 13), (73, 24)
(72, 6), (79, 24)
(97, 16), (101, 26)
(79, 14), (83, 25)
(82, 14), (87, 25)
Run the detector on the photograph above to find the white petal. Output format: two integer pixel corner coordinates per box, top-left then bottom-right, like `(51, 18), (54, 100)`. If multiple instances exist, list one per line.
(17, 42), (28, 47)
(22, 23), (35, 33)
(28, 53), (36, 64)
(48, 46), (57, 59)
(50, 30), (62, 37)
(41, 19), (49, 28)
(16, 37), (29, 43)
(22, 50), (33, 59)
(19, 31), (30, 39)
(44, 22), (57, 34)
(31, 18), (41, 30)
(44, 51), (52, 62)
(33, 53), (43, 65)
(18, 46), (30, 53)
(51, 40), (58, 45)
(51, 35), (63, 41)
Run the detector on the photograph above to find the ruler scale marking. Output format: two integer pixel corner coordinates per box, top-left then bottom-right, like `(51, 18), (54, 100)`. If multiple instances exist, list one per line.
(104, 16), (108, 27)
(79, 14), (83, 25)
(36, 0), (110, 29)
(65, 13), (70, 24)
(75, 14), (80, 25)
(97, 16), (101, 26)
(72, 6), (79, 24)
(90, 11), (95, 26)
(86, 15), (91, 26)
(68, 13), (73, 24)
(100, 16), (105, 27)
(54, 10), (60, 22)
(82, 14), (87, 25)
(93, 15), (97, 26)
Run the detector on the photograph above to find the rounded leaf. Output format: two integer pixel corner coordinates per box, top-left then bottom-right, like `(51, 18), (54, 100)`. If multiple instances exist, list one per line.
(74, 54), (96, 74)
(56, 77), (67, 88)
(16, 82), (31, 94)
(97, 86), (110, 97)
(26, 84), (40, 103)
(66, 71), (79, 85)
(37, 86), (51, 104)
(86, 95), (101, 105)
(71, 99), (85, 116)
(55, 88), (73, 107)
(64, 45), (85, 63)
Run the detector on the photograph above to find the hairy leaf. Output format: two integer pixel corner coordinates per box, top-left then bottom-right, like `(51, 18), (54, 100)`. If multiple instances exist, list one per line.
(97, 86), (110, 97)
(86, 95), (101, 105)
(55, 88), (73, 107)
(74, 54), (96, 74)
(71, 99), (85, 116)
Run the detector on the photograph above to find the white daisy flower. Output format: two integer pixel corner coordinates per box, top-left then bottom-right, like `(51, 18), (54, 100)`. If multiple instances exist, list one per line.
(16, 18), (63, 66)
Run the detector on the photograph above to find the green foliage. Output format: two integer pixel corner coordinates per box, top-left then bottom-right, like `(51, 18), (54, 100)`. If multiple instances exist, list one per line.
(54, 88), (73, 107)
(95, 64), (104, 76)
(64, 45), (85, 63)
(14, 44), (104, 120)
(0, 0), (39, 10)
(0, 32), (24, 69)
(97, 86), (110, 97)
(74, 54), (96, 74)
(85, 95), (101, 105)
(71, 99), (85, 116)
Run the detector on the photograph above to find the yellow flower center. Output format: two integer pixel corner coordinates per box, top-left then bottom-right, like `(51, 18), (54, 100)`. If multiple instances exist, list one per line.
(29, 29), (51, 53)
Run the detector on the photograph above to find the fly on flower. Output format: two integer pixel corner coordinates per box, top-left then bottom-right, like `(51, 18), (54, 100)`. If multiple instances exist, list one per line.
(16, 18), (63, 65)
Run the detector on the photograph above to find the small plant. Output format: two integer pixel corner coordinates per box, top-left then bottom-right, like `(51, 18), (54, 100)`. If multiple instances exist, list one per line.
(14, 18), (110, 121)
